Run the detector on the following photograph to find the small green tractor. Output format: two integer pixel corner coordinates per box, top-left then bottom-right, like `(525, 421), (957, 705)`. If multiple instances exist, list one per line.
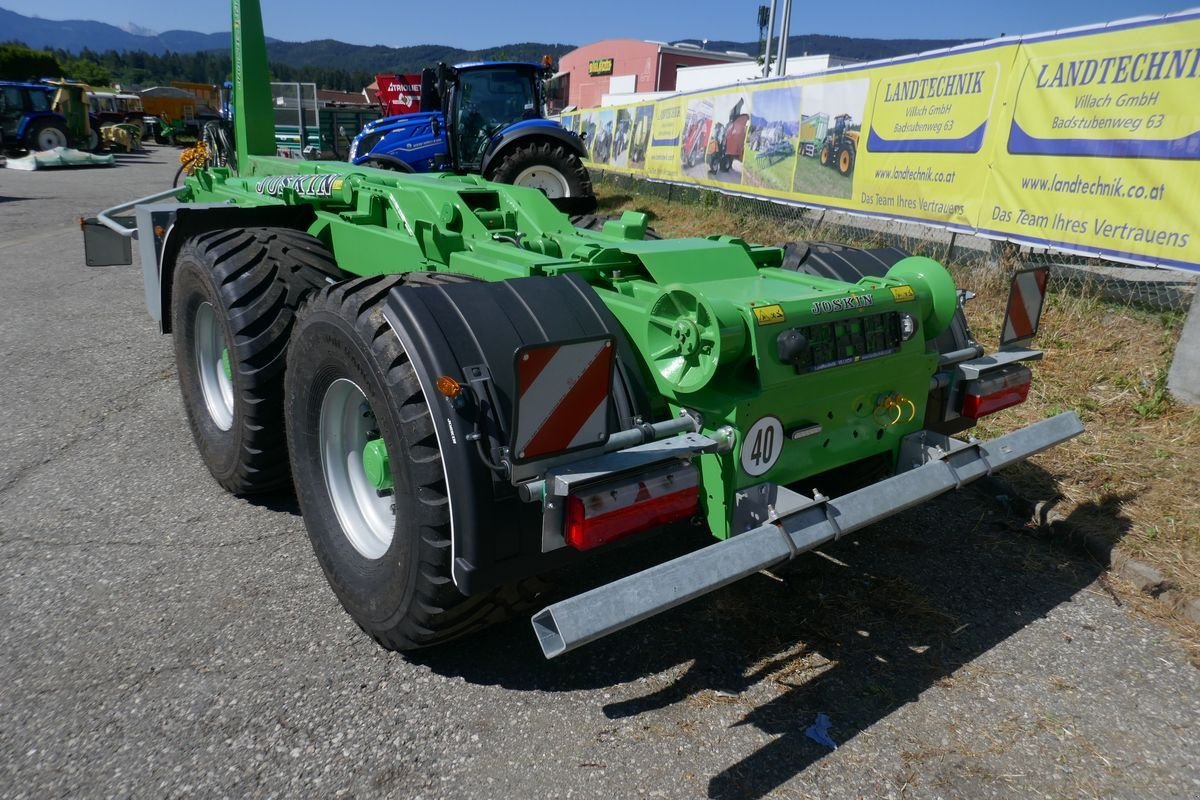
(83, 0), (1081, 658)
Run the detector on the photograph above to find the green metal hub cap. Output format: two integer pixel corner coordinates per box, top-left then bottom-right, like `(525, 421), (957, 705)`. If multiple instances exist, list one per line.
(362, 438), (393, 492)
(220, 348), (232, 382)
(647, 287), (722, 394)
(671, 319), (701, 356)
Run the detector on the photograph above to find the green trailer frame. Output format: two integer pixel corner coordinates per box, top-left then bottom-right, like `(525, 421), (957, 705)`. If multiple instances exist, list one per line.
(82, 0), (1082, 659)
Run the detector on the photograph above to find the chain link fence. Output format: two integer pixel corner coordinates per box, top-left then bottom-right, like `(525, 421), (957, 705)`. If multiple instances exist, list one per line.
(590, 170), (1198, 314)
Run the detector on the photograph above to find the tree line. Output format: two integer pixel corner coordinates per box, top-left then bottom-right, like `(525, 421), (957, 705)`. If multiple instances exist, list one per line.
(0, 42), (374, 91)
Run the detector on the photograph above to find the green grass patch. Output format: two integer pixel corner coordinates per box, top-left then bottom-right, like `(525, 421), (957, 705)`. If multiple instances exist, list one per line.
(792, 153), (854, 199)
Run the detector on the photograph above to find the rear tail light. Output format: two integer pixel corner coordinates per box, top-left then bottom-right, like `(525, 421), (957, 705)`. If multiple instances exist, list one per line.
(961, 364), (1032, 419)
(565, 463), (699, 551)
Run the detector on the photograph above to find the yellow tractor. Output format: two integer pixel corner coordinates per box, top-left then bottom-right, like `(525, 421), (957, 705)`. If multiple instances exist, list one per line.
(819, 112), (858, 176)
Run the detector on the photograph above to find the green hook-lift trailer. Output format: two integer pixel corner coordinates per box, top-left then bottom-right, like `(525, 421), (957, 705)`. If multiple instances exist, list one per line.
(82, 0), (1083, 659)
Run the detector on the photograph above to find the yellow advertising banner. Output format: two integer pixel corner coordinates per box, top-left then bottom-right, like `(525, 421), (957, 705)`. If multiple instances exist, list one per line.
(563, 10), (1199, 272)
(850, 47), (1013, 229)
(981, 17), (1200, 269)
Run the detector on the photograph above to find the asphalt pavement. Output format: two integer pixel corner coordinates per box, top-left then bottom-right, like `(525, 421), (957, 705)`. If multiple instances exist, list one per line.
(1, 149), (1197, 799)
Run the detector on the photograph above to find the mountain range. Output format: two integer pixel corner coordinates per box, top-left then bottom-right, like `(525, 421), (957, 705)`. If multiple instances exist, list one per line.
(0, 5), (976, 72)
(0, 7), (261, 54)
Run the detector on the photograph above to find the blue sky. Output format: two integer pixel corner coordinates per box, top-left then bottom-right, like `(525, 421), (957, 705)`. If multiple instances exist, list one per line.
(4, 1), (1194, 49)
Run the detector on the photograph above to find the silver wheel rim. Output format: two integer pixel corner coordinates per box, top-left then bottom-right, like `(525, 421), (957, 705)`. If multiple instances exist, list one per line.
(193, 302), (234, 431)
(37, 127), (67, 151)
(512, 165), (570, 198)
(319, 378), (395, 560)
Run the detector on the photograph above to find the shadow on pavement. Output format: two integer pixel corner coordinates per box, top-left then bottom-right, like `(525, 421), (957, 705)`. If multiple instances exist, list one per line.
(247, 490), (303, 517)
(414, 464), (1129, 799)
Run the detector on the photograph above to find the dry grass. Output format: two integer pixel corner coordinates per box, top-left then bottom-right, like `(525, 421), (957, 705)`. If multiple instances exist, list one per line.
(595, 187), (1200, 603)
(954, 265), (1200, 594)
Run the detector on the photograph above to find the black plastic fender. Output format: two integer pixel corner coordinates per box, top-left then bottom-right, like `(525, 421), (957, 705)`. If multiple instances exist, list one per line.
(382, 274), (654, 594)
(479, 125), (589, 177)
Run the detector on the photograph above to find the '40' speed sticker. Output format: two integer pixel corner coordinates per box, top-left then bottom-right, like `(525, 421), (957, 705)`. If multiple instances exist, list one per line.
(740, 416), (784, 477)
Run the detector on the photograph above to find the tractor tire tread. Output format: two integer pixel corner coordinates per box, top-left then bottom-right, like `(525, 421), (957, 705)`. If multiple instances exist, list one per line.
(294, 271), (544, 650)
(175, 227), (342, 494)
(488, 140), (593, 198)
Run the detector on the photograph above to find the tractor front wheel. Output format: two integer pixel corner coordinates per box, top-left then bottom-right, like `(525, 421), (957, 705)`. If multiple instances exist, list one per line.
(285, 275), (536, 650)
(25, 120), (68, 152)
(169, 228), (342, 494)
(488, 140), (592, 199)
(819, 142), (832, 167)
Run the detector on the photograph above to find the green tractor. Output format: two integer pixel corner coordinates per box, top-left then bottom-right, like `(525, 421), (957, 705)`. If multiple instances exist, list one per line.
(820, 112), (858, 176)
(83, 0), (1081, 659)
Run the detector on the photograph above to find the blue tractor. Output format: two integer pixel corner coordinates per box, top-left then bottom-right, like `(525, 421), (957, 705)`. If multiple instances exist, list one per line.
(0, 82), (71, 152)
(0, 81), (103, 153)
(349, 62), (595, 212)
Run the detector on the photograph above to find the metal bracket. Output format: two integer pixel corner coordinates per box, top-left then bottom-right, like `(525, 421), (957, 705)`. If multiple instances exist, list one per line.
(96, 186), (189, 237)
(955, 348), (1043, 380)
(548, 431), (719, 497)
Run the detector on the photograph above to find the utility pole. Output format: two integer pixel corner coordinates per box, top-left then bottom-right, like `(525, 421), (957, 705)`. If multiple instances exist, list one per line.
(776, 0), (793, 77)
(761, 0), (777, 77)
(757, 5), (770, 59)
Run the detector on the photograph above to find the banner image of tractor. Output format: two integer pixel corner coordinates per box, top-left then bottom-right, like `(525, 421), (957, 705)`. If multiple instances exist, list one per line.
(592, 109), (615, 165)
(680, 98), (714, 176)
(610, 108), (633, 168)
(742, 86), (802, 192)
(628, 105), (654, 168)
(703, 94), (749, 184)
(579, 110), (598, 162)
(792, 78), (868, 199)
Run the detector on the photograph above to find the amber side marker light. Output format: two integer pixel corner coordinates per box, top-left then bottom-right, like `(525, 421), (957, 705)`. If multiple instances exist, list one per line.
(435, 375), (463, 399)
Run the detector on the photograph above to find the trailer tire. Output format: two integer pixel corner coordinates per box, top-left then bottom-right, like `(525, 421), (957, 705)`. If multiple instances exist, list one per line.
(488, 140), (592, 199)
(170, 227), (342, 494)
(285, 274), (542, 650)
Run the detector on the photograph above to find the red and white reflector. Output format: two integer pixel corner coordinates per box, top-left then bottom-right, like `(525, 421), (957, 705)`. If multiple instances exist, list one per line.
(511, 336), (615, 464)
(1000, 266), (1049, 349)
(565, 463), (699, 551)
(962, 364), (1032, 419)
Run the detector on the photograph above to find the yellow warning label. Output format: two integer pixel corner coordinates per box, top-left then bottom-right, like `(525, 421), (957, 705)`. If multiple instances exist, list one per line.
(753, 304), (786, 326)
(890, 285), (916, 303)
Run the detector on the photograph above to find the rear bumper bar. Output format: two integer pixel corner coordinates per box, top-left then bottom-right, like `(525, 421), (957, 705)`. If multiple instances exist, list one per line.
(531, 411), (1084, 658)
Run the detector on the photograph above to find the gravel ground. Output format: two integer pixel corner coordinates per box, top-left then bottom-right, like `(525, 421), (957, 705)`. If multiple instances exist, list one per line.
(1, 149), (1197, 799)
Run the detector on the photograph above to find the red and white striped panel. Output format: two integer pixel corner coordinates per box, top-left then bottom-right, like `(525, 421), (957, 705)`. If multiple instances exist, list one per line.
(512, 337), (614, 462)
(1001, 267), (1049, 348)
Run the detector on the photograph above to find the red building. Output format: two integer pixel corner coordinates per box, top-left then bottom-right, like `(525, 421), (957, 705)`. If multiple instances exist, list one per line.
(551, 39), (751, 111)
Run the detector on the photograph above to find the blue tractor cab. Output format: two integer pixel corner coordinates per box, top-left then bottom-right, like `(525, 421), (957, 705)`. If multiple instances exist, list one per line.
(349, 62), (594, 212)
